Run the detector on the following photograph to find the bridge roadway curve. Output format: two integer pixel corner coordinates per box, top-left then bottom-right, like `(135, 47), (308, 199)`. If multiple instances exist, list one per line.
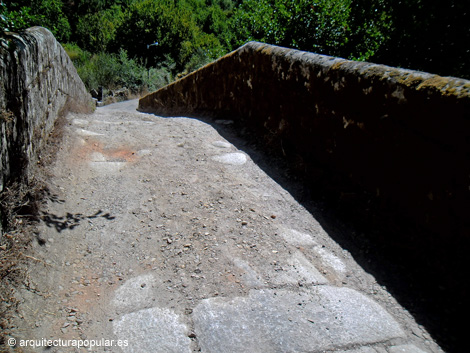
(12, 100), (443, 353)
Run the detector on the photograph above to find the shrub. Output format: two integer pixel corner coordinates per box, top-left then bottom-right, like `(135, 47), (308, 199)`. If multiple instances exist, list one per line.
(64, 44), (174, 95)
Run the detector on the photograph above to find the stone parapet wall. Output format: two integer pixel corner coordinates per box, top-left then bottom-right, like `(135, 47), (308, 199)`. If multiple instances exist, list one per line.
(0, 27), (92, 193)
(140, 41), (470, 241)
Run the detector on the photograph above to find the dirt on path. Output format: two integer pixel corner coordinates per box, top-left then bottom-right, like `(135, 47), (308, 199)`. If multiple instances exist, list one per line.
(6, 100), (442, 353)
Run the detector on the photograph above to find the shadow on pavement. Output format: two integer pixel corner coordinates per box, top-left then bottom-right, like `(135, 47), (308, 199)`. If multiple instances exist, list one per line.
(40, 209), (115, 233)
(183, 113), (466, 353)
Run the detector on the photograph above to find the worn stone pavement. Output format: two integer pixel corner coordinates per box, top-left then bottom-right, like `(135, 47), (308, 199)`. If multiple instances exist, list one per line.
(10, 100), (443, 353)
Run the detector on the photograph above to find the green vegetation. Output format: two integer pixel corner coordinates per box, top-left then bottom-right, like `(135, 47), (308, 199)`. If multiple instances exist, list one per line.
(1, 0), (468, 96)
(373, 0), (469, 80)
(62, 44), (172, 94)
(231, 0), (353, 57)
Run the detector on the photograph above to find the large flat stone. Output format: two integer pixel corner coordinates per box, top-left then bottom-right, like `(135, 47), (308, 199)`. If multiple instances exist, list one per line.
(230, 250), (328, 287)
(211, 152), (247, 165)
(113, 274), (157, 313)
(388, 344), (429, 353)
(113, 307), (191, 353)
(193, 287), (404, 353)
(277, 250), (328, 285)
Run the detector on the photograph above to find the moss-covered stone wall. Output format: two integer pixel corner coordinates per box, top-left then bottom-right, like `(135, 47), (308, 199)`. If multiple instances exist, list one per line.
(0, 27), (93, 192)
(139, 41), (470, 242)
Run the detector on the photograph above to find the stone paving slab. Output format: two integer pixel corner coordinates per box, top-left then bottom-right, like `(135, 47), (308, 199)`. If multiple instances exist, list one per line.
(388, 345), (430, 353)
(193, 287), (405, 353)
(113, 307), (191, 353)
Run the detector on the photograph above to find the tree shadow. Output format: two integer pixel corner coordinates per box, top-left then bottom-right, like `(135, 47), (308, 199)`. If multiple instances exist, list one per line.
(40, 209), (115, 233)
(33, 188), (116, 233)
(42, 188), (66, 205)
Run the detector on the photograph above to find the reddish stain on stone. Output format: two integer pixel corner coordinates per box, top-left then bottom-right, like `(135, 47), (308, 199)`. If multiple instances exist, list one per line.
(72, 138), (138, 164)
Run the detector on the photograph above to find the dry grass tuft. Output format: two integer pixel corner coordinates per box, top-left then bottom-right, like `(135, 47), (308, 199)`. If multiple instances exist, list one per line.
(0, 177), (46, 351)
(0, 104), (72, 350)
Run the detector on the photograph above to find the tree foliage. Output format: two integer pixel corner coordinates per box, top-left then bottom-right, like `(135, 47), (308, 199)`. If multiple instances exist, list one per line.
(1, 0), (71, 41)
(231, 0), (353, 56)
(1, 2), (40, 32)
(345, 0), (391, 61)
(75, 5), (124, 52)
(2, 0), (468, 90)
(115, 0), (198, 69)
(373, 0), (470, 78)
(229, 0), (396, 62)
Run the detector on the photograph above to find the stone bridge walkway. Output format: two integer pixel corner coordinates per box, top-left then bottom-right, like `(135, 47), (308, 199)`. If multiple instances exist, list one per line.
(12, 100), (442, 353)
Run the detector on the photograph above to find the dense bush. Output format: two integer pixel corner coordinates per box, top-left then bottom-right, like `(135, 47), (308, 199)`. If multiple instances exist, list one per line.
(62, 43), (173, 94)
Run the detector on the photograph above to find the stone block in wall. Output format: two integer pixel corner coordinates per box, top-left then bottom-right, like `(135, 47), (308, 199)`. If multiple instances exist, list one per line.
(0, 26), (93, 193)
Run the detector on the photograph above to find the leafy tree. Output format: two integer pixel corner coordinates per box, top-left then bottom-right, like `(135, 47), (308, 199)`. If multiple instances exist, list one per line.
(181, 30), (225, 72)
(1, 0), (71, 41)
(199, 4), (233, 48)
(373, 0), (470, 78)
(75, 5), (124, 51)
(31, 0), (71, 41)
(1, 2), (40, 32)
(115, 0), (183, 67)
(114, 0), (221, 70)
(210, 0), (235, 12)
(346, 0), (392, 61)
(230, 0), (352, 57)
